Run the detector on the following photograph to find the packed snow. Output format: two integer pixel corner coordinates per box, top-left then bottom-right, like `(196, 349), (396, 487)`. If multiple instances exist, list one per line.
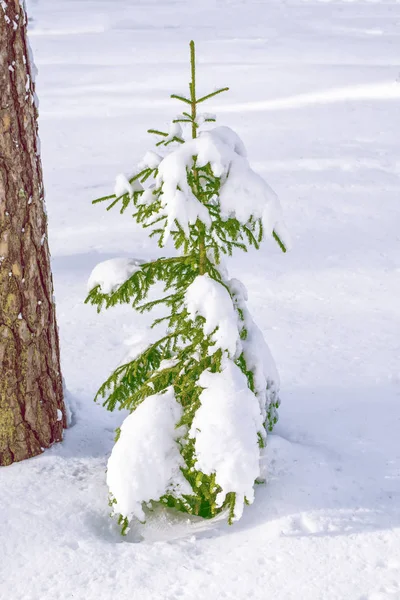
(87, 257), (143, 294)
(184, 272), (281, 426)
(190, 358), (264, 521)
(1, 0), (400, 599)
(139, 150), (162, 170)
(185, 274), (240, 357)
(107, 387), (191, 523)
(228, 276), (280, 423)
(153, 125), (290, 247)
(218, 150), (290, 244)
(114, 173), (143, 198)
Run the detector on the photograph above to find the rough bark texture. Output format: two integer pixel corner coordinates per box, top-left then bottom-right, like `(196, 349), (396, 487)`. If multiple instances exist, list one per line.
(0, 0), (66, 466)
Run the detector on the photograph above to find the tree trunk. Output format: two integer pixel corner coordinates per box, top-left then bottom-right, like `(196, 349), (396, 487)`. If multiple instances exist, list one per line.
(0, 0), (66, 466)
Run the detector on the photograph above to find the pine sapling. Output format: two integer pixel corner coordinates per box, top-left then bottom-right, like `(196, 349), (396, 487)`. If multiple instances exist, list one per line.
(86, 41), (290, 532)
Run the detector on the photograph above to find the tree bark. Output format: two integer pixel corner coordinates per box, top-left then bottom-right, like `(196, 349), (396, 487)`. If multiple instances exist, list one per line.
(0, 0), (66, 466)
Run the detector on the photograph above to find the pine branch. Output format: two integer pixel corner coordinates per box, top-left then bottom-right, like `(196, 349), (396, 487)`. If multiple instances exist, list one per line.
(148, 129), (168, 137)
(93, 193), (115, 204)
(170, 94), (192, 105)
(196, 87), (230, 104)
(273, 230), (287, 253)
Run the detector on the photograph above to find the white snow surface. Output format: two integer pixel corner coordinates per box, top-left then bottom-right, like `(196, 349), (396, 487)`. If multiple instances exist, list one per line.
(190, 358), (264, 521)
(87, 257), (143, 294)
(107, 388), (191, 523)
(1, 1), (400, 599)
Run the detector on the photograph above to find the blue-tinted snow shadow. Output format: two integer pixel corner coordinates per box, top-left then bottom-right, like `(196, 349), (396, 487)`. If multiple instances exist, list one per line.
(52, 250), (134, 274)
(214, 383), (400, 540)
(106, 384), (400, 542)
(51, 249), (174, 279)
(45, 252), (400, 542)
(47, 382), (400, 544)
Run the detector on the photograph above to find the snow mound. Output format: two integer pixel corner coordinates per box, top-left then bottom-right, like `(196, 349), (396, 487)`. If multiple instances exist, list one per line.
(139, 151), (162, 169)
(207, 125), (247, 158)
(189, 358), (264, 521)
(152, 125), (289, 247)
(87, 257), (144, 294)
(228, 277), (280, 423)
(184, 274), (240, 357)
(114, 173), (143, 197)
(160, 188), (211, 242)
(219, 155), (280, 230)
(107, 387), (191, 523)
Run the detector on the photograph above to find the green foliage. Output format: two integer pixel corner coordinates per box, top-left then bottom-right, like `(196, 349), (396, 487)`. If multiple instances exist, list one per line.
(87, 40), (286, 533)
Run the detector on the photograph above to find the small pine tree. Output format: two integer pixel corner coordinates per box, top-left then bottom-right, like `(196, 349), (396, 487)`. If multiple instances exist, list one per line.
(86, 41), (290, 531)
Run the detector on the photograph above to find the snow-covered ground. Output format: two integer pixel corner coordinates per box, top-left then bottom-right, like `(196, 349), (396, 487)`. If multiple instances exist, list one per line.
(2, 0), (400, 598)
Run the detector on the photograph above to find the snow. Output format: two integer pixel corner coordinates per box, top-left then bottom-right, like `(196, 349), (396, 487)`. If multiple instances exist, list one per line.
(196, 112), (216, 126)
(1, 0), (400, 599)
(107, 387), (191, 523)
(121, 331), (159, 364)
(87, 257), (143, 294)
(153, 124), (290, 246)
(160, 187), (211, 242)
(165, 121), (183, 142)
(139, 150), (162, 169)
(184, 274), (240, 357)
(228, 276), (280, 423)
(207, 125), (247, 158)
(155, 139), (213, 241)
(184, 273), (280, 424)
(25, 8), (38, 82)
(114, 173), (143, 197)
(190, 358), (264, 521)
(218, 149), (291, 246)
